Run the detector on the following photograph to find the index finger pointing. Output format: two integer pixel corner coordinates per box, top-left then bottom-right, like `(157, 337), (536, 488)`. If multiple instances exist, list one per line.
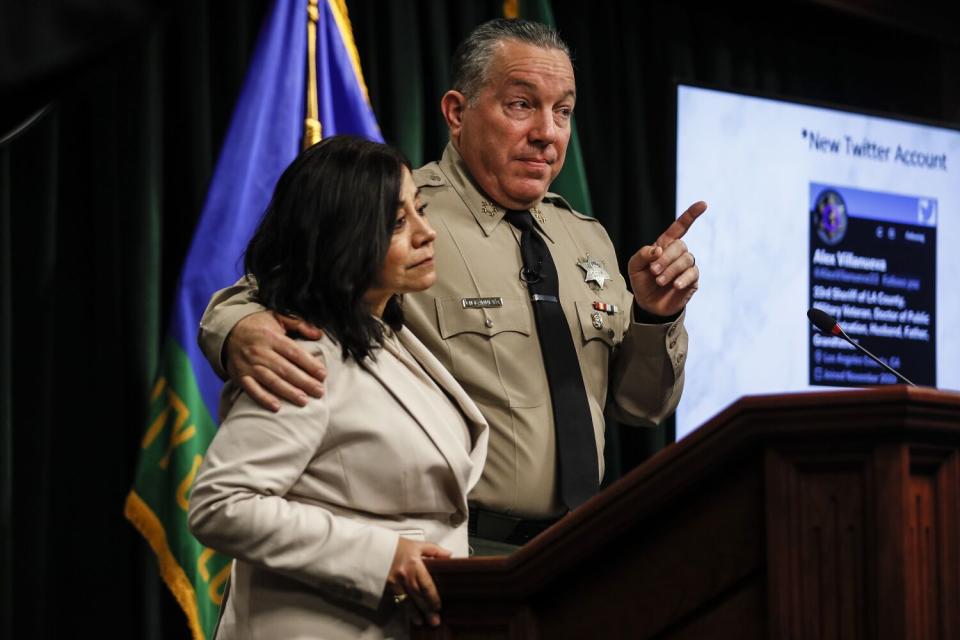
(656, 201), (707, 247)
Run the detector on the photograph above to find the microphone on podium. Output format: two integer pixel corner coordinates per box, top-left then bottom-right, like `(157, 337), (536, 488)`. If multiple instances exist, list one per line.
(806, 308), (917, 387)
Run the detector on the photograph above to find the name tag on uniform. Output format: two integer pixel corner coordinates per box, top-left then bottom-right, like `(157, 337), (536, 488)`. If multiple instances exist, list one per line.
(461, 297), (503, 309)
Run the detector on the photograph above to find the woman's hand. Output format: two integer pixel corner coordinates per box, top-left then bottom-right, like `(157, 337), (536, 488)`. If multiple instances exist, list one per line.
(387, 538), (452, 627)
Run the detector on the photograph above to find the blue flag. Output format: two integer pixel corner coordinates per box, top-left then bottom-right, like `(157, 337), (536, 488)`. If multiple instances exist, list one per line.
(125, 1), (381, 637)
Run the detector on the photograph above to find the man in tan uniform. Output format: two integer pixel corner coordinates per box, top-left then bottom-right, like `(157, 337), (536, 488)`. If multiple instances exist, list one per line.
(198, 19), (704, 553)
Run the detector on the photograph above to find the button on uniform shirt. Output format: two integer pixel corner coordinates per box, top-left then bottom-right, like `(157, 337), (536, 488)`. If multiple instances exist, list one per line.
(198, 144), (689, 520)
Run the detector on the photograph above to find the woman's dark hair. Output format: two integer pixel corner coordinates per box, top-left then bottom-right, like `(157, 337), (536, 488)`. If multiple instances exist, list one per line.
(244, 135), (410, 363)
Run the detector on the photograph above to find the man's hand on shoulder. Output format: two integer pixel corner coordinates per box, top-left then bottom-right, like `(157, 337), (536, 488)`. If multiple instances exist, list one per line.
(628, 201), (706, 319)
(225, 311), (326, 412)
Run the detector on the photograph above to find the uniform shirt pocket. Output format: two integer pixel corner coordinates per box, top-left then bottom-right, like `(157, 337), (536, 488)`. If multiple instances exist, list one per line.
(575, 300), (624, 348)
(436, 296), (531, 339)
(435, 296), (545, 408)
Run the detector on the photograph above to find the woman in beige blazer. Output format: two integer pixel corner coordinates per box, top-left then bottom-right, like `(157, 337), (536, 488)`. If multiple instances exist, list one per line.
(188, 136), (488, 640)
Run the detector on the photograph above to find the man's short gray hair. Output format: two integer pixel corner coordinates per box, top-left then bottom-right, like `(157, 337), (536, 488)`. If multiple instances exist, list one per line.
(451, 19), (572, 103)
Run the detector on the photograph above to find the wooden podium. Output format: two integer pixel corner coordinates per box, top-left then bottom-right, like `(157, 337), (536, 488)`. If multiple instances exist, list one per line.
(416, 386), (960, 639)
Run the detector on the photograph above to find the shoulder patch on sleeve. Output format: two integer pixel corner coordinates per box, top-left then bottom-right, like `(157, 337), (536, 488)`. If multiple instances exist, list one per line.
(543, 192), (597, 222)
(413, 163), (447, 188)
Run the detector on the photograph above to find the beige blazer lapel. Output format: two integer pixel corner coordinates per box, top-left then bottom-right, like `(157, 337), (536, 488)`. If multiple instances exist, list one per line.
(364, 328), (488, 510)
(396, 328), (488, 495)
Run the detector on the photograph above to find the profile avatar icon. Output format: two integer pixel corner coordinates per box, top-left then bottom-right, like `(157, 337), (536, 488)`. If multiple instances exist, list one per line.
(812, 189), (848, 245)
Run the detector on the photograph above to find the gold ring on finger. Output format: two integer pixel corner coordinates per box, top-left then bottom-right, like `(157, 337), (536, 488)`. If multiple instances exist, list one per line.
(393, 593), (408, 605)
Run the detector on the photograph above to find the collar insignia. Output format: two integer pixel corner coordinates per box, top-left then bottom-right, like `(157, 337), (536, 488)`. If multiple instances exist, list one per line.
(480, 200), (502, 218)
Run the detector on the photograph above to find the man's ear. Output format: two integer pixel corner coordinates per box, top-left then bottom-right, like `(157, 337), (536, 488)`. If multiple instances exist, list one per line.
(441, 90), (467, 141)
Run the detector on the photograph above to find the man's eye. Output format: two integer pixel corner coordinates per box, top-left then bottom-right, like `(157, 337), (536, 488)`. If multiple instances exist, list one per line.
(509, 100), (531, 109)
(556, 107), (573, 119)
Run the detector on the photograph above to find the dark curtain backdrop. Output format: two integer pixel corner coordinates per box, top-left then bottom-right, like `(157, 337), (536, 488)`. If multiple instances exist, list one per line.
(0, 3), (268, 637)
(1, 1), (957, 637)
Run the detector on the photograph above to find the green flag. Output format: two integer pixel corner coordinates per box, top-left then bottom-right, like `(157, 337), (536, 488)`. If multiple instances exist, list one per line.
(126, 342), (225, 639)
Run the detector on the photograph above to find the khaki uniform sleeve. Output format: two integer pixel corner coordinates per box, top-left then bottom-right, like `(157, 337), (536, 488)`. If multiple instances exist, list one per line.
(607, 308), (687, 427)
(197, 276), (265, 379)
(551, 196), (688, 429)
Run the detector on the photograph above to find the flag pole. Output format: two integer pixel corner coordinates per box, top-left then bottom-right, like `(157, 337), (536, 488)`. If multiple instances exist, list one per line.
(303, 0), (322, 148)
